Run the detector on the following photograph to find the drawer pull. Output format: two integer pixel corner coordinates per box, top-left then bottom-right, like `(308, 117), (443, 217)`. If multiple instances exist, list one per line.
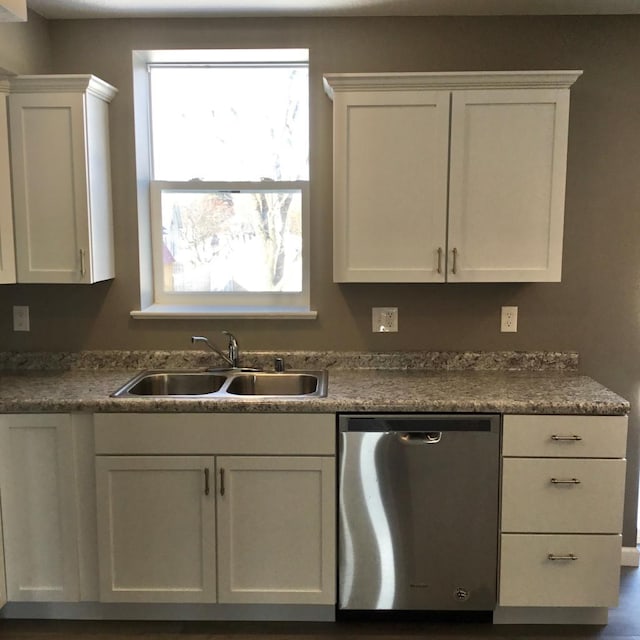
(550, 478), (581, 484)
(548, 553), (578, 561)
(551, 434), (582, 441)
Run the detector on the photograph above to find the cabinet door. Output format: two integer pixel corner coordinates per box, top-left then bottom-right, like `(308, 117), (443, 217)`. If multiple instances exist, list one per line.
(333, 90), (449, 282)
(0, 83), (16, 284)
(95, 455), (216, 603)
(448, 89), (570, 282)
(0, 414), (80, 601)
(0, 496), (6, 609)
(217, 456), (335, 604)
(9, 92), (92, 284)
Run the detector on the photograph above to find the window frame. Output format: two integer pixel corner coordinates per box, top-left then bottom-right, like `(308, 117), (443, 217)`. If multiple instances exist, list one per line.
(130, 49), (316, 320)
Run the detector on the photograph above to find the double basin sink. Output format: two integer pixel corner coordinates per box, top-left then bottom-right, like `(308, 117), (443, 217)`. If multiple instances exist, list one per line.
(112, 368), (328, 399)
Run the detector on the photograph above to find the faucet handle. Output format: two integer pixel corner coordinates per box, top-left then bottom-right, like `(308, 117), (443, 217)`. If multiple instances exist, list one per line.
(222, 330), (239, 368)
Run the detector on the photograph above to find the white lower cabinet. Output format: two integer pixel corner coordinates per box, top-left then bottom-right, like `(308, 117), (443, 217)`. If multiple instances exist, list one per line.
(93, 413), (336, 606)
(0, 414), (82, 602)
(95, 456), (216, 603)
(498, 414), (628, 612)
(217, 456), (335, 605)
(500, 533), (622, 607)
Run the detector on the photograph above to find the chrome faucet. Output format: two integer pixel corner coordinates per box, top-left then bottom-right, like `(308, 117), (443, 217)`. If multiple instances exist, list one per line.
(191, 331), (239, 369)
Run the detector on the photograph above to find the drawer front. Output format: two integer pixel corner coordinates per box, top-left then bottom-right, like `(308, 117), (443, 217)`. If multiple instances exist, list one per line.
(94, 413), (335, 455)
(499, 533), (621, 607)
(503, 415), (627, 458)
(501, 458), (625, 533)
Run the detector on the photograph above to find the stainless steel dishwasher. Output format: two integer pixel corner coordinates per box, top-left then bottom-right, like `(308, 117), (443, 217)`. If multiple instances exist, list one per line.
(338, 413), (500, 612)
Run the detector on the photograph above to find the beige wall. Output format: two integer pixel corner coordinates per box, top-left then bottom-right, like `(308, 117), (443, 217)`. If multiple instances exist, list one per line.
(0, 9), (51, 74)
(0, 15), (638, 544)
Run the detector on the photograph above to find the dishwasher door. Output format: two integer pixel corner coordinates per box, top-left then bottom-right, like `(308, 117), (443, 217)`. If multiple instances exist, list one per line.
(338, 414), (500, 611)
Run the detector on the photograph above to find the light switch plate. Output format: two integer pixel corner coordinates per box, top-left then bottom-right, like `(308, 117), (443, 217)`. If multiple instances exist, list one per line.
(13, 305), (30, 332)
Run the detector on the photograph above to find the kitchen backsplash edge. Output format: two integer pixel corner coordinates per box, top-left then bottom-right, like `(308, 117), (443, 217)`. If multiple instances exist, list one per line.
(0, 350), (579, 372)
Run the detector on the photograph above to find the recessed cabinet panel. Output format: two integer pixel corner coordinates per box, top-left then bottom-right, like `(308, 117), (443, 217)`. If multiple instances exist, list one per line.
(19, 101), (81, 273)
(333, 90), (449, 282)
(217, 456), (335, 604)
(0, 414), (80, 602)
(448, 90), (568, 282)
(96, 455), (216, 603)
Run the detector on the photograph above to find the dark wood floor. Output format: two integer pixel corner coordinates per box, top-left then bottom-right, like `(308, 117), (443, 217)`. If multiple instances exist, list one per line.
(0, 567), (638, 640)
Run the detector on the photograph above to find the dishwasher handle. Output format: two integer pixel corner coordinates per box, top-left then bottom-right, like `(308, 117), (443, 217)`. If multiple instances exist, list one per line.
(397, 431), (442, 444)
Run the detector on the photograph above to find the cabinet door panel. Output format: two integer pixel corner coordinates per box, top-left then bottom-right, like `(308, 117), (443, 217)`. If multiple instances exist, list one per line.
(217, 456), (335, 604)
(96, 456), (216, 603)
(333, 90), (449, 282)
(0, 414), (80, 602)
(448, 89), (569, 282)
(9, 93), (89, 283)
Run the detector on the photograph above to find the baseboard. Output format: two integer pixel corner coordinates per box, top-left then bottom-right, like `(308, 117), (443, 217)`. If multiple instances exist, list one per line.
(621, 545), (640, 567)
(493, 606), (608, 625)
(0, 602), (335, 622)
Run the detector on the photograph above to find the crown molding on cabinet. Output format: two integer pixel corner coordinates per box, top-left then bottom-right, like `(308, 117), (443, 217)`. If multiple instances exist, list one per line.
(8, 74), (118, 102)
(323, 70), (583, 99)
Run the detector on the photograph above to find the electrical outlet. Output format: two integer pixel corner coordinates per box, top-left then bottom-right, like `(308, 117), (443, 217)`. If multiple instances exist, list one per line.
(372, 307), (398, 333)
(13, 305), (30, 332)
(501, 306), (518, 333)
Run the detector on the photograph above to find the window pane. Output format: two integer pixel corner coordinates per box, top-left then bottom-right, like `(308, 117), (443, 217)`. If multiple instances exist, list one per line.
(150, 66), (309, 182)
(161, 189), (303, 293)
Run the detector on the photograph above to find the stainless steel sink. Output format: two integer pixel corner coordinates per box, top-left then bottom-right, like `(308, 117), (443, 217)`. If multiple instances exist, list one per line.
(225, 372), (321, 396)
(111, 369), (328, 399)
(124, 372), (227, 396)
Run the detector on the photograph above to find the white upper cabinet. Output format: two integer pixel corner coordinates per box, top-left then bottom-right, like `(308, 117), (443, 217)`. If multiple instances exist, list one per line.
(0, 80), (16, 284)
(8, 75), (117, 284)
(324, 71), (582, 283)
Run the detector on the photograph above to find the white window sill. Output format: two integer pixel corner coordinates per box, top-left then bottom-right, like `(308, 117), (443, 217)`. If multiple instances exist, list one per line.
(130, 304), (318, 320)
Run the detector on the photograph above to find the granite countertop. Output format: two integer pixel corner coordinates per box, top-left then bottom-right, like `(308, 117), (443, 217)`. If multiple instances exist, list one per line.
(0, 350), (630, 415)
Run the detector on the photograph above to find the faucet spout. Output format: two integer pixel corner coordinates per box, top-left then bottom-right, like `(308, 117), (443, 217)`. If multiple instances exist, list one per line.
(191, 332), (239, 368)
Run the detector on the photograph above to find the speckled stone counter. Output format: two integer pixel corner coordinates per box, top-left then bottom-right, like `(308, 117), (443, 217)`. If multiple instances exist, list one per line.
(0, 350), (629, 415)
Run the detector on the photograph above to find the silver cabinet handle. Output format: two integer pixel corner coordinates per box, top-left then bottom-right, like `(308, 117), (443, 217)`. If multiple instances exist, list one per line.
(548, 553), (578, 561)
(79, 249), (86, 277)
(451, 247), (458, 275)
(204, 468), (210, 496)
(550, 478), (581, 484)
(219, 468), (225, 496)
(551, 434), (582, 441)
(437, 247), (443, 274)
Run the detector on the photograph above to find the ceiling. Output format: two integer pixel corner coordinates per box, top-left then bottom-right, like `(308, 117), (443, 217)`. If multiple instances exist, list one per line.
(25, 0), (640, 19)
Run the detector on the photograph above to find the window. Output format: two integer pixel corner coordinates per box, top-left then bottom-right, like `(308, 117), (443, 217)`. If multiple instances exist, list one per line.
(131, 49), (314, 318)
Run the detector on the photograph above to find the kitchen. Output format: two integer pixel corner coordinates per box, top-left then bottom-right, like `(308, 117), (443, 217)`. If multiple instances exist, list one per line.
(0, 0), (639, 634)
